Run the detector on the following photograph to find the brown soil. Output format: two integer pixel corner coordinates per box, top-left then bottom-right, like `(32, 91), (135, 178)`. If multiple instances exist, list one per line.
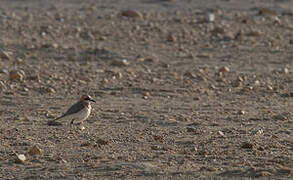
(0, 0), (292, 179)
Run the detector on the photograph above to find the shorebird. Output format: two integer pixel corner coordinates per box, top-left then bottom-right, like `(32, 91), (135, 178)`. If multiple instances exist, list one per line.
(48, 95), (95, 126)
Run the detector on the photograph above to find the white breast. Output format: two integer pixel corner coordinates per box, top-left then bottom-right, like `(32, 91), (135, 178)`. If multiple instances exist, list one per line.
(71, 105), (91, 123)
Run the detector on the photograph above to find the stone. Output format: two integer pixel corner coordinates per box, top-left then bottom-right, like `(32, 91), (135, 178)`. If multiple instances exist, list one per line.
(9, 70), (25, 81)
(121, 10), (142, 18)
(15, 154), (26, 164)
(28, 145), (43, 156)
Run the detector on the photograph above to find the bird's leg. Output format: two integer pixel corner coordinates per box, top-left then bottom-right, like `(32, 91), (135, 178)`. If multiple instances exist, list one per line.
(78, 122), (85, 130)
(76, 121), (83, 125)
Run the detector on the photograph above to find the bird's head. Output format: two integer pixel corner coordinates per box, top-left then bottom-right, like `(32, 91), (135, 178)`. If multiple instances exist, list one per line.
(80, 95), (96, 102)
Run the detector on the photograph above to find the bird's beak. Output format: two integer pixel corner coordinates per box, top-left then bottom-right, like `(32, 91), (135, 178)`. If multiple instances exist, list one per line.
(90, 99), (96, 103)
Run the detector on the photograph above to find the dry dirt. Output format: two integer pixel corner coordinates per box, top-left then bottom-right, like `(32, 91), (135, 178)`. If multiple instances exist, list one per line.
(0, 0), (293, 179)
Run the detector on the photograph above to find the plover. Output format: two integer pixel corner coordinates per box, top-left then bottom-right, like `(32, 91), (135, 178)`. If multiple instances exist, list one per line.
(48, 95), (95, 126)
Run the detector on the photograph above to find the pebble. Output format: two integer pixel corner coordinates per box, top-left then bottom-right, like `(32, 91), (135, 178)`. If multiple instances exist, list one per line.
(120, 10), (142, 18)
(0, 68), (8, 74)
(247, 30), (263, 37)
(0, 81), (6, 91)
(28, 145), (43, 156)
(0, 50), (12, 60)
(47, 87), (56, 94)
(110, 59), (129, 67)
(218, 131), (225, 137)
(238, 110), (246, 115)
(283, 68), (289, 74)
(52, 43), (59, 49)
(96, 138), (109, 146)
(258, 8), (277, 16)
(219, 66), (230, 73)
(207, 13), (215, 22)
(167, 34), (176, 42)
(241, 142), (254, 149)
(9, 70), (25, 81)
(15, 154), (26, 164)
(47, 120), (62, 126)
(267, 85), (273, 90)
(211, 27), (225, 35)
(254, 80), (260, 86)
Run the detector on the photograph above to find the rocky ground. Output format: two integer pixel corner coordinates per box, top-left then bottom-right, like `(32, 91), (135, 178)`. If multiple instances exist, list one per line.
(0, 0), (292, 179)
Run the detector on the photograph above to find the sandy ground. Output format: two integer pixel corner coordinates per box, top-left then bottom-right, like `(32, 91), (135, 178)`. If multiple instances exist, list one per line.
(0, 0), (292, 179)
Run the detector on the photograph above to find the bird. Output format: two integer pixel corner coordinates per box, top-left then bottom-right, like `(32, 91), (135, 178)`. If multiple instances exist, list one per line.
(48, 95), (95, 126)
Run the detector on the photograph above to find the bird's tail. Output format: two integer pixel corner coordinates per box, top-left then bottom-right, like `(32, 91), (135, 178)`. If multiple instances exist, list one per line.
(54, 114), (66, 121)
(47, 114), (66, 126)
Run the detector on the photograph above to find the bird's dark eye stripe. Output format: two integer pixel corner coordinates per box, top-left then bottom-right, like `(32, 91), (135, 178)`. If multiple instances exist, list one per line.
(85, 97), (90, 100)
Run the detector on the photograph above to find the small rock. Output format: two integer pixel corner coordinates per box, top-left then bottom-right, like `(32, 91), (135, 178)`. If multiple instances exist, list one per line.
(211, 27), (225, 35)
(241, 142), (254, 149)
(19, 115), (31, 121)
(0, 50), (12, 60)
(247, 30), (263, 37)
(273, 16), (281, 25)
(272, 112), (291, 121)
(28, 145), (43, 156)
(256, 170), (272, 177)
(46, 87), (56, 94)
(52, 43), (59, 49)
(258, 8), (277, 16)
(238, 110), (246, 115)
(80, 142), (92, 147)
(102, 78), (109, 84)
(206, 13), (215, 22)
(0, 68), (8, 74)
(0, 80), (6, 91)
(110, 59), (129, 67)
(143, 92), (150, 97)
(283, 68), (289, 74)
(96, 138), (109, 146)
(232, 80), (243, 87)
(267, 85), (273, 90)
(151, 145), (163, 151)
(167, 34), (176, 42)
(47, 120), (62, 126)
(79, 31), (94, 40)
(242, 86), (254, 92)
(99, 36), (107, 40)
(268, 39), (279, 49)
(254, 80), (260, 86)
(183, 71), (196, 78)
(27, 74), (40, 81)
(121, 10), (142, 18)
(257, 129), (263, 135)
(142, 58), (156, 63)
(219, 66), (230, 73)
(218, 131), (225, 137)
(114, 72), (123, 79)
(9, 70), (25, 81)
(197, 53), (211, 58)
(277, 167), (292, 175)
(237, 76), (244, 82)
(15, 154), (26, 164)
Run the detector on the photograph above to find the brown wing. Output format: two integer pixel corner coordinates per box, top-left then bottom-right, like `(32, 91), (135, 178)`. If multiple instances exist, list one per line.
(54, 101), (84, 120)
